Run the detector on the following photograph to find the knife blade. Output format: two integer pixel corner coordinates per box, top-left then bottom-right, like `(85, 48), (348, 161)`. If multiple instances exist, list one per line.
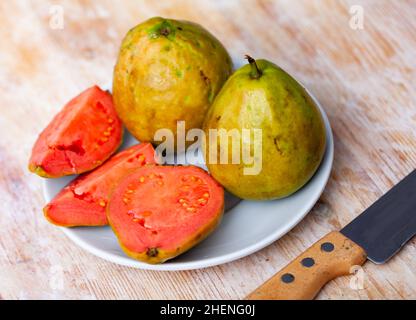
(247, 169), (416, 300)
(341, 169), (416, 264)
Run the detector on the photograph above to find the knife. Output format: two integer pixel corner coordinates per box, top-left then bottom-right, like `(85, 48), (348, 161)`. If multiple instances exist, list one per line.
(246, 169), (416, 300)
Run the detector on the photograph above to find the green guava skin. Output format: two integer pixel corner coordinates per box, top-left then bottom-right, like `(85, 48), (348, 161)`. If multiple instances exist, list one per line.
(203, 59), (326, 200)
(113, 17), (232, 145)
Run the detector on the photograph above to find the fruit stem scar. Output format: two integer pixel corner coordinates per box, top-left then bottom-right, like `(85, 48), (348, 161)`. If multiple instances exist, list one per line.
(147, 247), (159, 257)
(160, 27), (170, 36)
(245, 55), (262, 79)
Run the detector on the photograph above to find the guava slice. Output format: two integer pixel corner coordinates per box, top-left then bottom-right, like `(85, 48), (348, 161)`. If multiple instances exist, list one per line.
(107, 165), (224, 263)
(44, 143), (156, 227)
(29, 86), (123, 178)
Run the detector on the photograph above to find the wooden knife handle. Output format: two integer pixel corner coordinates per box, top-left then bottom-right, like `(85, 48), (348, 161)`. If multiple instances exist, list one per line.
(246, 231), (367, 300)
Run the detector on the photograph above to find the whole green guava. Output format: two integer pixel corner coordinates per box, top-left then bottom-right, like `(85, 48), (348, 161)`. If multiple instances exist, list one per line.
(203, 57), (326, 200)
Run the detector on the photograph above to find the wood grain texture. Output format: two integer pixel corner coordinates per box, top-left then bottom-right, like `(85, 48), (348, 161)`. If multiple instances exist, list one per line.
(0, 0), (415, 300)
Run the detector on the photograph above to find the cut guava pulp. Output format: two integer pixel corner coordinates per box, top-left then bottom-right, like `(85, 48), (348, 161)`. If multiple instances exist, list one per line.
(44, 143), (156, 227)
(107, 165), (224, 263)
(29, 86), (123, 178)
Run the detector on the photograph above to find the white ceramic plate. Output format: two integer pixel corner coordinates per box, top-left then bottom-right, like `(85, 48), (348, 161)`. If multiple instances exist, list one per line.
(43, 87), (333, 271)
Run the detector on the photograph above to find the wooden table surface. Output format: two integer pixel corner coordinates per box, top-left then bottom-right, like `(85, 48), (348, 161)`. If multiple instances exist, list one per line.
(1, 0), (415, 300)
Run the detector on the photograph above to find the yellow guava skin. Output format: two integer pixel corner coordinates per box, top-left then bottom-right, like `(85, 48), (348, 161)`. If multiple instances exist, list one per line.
(113, 17), (232, 145)
(203, 59), (326, 200)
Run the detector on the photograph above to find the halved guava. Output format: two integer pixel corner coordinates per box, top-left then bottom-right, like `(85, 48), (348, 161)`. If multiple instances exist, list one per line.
(29, 86), (123, 178)
(107, 165), (224, 264)
(44, 143), (156, 227)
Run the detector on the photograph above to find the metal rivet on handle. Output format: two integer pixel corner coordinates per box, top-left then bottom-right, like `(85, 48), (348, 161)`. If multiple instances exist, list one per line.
(281, 273), (295, 283)
(301, 257), (315, 267)
(321, 242), (335, 252)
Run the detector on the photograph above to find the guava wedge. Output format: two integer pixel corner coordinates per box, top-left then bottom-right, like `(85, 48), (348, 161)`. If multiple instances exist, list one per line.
(44, 143), (156, 227)
(29, 86), (123, 178)
(107, 165), (224, 264)
(113, 17), (232, 146)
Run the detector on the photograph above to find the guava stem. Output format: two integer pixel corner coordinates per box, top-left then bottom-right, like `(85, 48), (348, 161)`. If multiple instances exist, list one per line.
(245, 55), (262, 79)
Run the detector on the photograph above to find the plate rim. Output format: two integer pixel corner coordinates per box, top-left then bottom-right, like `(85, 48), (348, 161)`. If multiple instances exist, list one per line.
(42, 88), (334, 271)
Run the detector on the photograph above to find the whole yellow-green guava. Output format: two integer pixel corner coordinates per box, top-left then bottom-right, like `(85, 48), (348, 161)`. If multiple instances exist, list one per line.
(203, 57), (326, 200)
(113, 17), (232, 145)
